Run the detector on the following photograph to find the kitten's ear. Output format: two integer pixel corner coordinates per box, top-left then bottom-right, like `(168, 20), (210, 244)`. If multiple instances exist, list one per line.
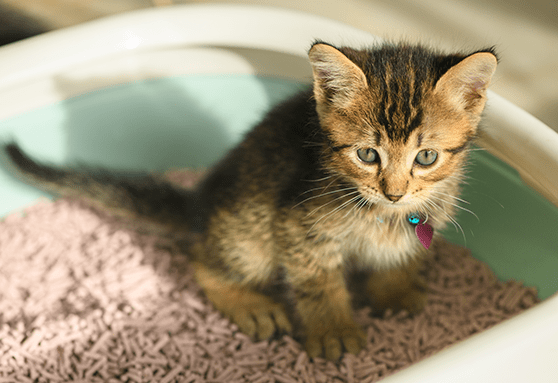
(434, 52), (497, 116)
(308, 43), (368, 110)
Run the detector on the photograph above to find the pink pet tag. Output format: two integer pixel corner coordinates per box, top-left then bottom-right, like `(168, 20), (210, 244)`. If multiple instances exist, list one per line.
(408, 214), (434, 249)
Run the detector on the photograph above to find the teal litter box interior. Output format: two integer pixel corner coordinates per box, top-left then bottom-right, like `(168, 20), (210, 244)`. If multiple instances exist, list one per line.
(1, 74), (557, 299)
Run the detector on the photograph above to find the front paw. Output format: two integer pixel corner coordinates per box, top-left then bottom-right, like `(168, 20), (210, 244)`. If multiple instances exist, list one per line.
(229, 299), (292, 341)
(388, 283), (428, 314)
(368, 274), (427, 315)
(193, 263), (292, 341)
(305, 323), (366, 361)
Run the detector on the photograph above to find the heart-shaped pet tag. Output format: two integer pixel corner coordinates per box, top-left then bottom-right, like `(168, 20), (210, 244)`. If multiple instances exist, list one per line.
(415, 222), (433, 249)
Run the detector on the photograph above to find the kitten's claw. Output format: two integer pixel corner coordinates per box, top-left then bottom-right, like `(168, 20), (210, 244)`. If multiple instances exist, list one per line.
(305, 326), (366, 360)
(254, 311), (275, 340)
(398, 285), (428, 314)
(343, 332), (366, 355)
(227, 299), (292, 341)
(272, 305), (293, 334)
(367, 262), (428, 315)
(194, 264), (292, 341)
(324, 335), (343, 361)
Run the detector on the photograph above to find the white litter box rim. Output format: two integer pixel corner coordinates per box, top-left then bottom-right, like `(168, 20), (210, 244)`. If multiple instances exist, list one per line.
(0, 4), (557, 382)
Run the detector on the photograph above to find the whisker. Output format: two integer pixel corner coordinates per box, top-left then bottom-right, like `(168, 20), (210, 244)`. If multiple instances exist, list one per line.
(429, 195), (480, 223)
(297, 185), (335, 197)
(324, 195), (362, 221)
(417, 201), (433, 221)
(466, 191), (505, 210)
(302, 174), (336, 183)
(449, 216), (467, 245)
(342, 195), (367, 219)
(424, 198), (466, 244)
(293, 179), (345, 200)
(421, 197), (456, 231)
(356, 197), (370, 215)
(307, 194), (361, 234)
(430, 190), (471, 205)
(292, 180), (353, 208)
(306, 190), (360, 217)
(317, 176), (344, 195)
(445, 174), (473, 183)
(448, 172), (481, 185)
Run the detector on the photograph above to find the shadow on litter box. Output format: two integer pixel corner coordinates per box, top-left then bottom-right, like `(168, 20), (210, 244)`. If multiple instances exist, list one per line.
(51, 75), (231, 172)
(0, 4), (48, 46)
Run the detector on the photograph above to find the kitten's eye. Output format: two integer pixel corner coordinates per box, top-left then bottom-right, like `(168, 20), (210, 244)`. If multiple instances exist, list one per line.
(357, 148), (379, 164)
(415, 149), (438, 166)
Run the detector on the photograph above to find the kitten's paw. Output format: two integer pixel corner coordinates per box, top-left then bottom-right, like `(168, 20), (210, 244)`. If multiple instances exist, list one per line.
(305, 325), (366, 361)
(229, 300), (292, 340)
(366, 262), (428, 315)
(370, 277), (427, 315)
(193, 263), (292, 340)
(395, 284), (428, 314)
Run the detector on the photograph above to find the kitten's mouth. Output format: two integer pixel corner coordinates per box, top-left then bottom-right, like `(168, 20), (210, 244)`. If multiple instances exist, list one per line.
(383, 200), (410, 207)
(377, 198), (419, 212)
(359, 190), (417, 210)
(360, 192), (411, 208)
(379, 195), (409, 205)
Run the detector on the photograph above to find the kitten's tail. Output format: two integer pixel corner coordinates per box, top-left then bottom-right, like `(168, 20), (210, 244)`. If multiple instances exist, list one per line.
(3, 143), (205, 236)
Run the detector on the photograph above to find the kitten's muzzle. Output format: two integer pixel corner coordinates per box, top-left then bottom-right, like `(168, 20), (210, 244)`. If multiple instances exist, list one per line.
(385, 194), (404, 202)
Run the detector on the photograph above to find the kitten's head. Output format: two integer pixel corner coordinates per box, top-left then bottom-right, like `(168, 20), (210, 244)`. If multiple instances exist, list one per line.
(308, 41), (497, 219)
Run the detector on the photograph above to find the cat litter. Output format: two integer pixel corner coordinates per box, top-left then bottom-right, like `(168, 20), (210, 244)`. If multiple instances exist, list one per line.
(0, 170), (539, 382)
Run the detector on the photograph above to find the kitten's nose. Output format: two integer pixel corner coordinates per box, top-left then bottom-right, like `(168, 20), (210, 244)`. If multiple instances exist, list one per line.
(385, 194), (403, 202)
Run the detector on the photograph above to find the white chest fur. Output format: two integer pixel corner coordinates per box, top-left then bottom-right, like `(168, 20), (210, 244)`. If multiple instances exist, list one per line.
(341, 215), (422, 270)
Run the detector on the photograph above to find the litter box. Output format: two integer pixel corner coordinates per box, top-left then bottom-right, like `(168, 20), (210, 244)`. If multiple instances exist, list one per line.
(1, 4), (557, 382)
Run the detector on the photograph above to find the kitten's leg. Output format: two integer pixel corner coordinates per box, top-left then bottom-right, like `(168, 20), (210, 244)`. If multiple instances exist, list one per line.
(191, 262), (292, 340)
(288, 266), (366, 360)
(366, 259), (427, 314)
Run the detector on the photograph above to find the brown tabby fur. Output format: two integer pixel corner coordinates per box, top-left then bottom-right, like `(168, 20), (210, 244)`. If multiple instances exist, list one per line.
(3, 41), (497, 360)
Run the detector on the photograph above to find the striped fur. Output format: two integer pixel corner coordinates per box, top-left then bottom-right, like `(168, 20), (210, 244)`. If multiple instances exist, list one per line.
(4, 41), (497, 361)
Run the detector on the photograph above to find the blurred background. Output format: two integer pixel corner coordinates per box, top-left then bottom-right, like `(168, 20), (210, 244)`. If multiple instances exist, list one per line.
(1, 0), (557, 133)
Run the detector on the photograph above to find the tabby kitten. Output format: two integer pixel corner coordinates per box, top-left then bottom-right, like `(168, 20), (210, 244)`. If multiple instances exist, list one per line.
(4, 41), (497, 360)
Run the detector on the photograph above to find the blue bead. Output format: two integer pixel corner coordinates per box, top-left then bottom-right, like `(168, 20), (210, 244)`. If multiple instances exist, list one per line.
(408, 214), (420, 225)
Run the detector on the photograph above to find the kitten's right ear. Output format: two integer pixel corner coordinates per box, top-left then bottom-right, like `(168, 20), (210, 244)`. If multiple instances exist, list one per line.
(434, 51), (497, 117)
(308, 43), (368, 111)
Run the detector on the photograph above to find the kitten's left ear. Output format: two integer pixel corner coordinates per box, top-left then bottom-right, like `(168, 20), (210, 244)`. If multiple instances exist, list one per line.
(434, 51), (497, 117)
(308, 43), (368, 111)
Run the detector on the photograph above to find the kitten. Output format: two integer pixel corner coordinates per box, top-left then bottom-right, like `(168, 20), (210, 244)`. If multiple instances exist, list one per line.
(4, 41), (497, 360)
